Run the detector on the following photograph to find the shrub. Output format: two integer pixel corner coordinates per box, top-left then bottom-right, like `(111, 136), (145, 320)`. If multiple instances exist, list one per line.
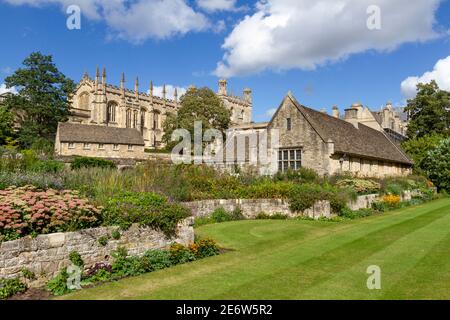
(0, 278), (27, 299)
(46, 268), (71, 296)
(102, 192), (191, 236)
(194, 238), (220, 258)
(255, 212), (288, 220)
(111, 247), (148, 277)
(273, 168), (319, 183)
(21, 268), (36, 281)
(69, 251), (84, 268)
(98, 235), (109, 246)
(422, 138), (450, 192)
(169, 243), (196, 265)
(111, 230), (121, 240)
(83, 263), (112, 284)
(0, 186), (102, 241)
(142, 250), (173, 271)
(30, 160), (65, 173)
(371, 201), (388, 212)
(210, 207), (233, 223)
(339, 208), (375, 219)
(335, 179), (381, 194)
(383, 194), (401, 207)
(0, 171), (64, 190)
(288, 183), (353, 214)
(71, 157), (116, 170)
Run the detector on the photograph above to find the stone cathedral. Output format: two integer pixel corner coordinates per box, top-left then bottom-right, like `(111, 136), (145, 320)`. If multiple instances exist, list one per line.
(67, 68), (253, 149)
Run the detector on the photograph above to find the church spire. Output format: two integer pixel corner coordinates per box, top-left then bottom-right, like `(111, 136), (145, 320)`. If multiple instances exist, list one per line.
(135, 77), (139, 99)
(120, 72), (125, 89)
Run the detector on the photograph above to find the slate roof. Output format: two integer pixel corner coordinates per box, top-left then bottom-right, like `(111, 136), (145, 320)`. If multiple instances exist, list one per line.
(287, 95), (413, 165)
(58, 122), (145, 146)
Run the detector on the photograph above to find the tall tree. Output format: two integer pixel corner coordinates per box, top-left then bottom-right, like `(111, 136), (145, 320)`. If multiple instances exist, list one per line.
(163, 87), (231, 150)
(0, 103), (14, 145)
(3, 52), (75, 148)
(404, 81), (450, 139)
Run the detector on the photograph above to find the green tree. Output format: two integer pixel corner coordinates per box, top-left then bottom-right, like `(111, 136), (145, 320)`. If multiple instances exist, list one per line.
(0, 104), (15, 145)
(3, 52), (75, 148)
(162, 87), (231, 150)
(401, 133), (445, 174)
(404, 81), (450, 139)
(422, 138), (450, 192)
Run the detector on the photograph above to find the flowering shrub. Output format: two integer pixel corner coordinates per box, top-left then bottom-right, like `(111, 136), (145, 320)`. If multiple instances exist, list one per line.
(0, 185), (102, 241)
(335, 179), (381, 194)
(382, 194), (401, 207)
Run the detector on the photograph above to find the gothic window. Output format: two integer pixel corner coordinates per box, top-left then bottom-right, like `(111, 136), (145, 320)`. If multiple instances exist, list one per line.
(107, 102), (117, 123)
(153, 112), (159, 130)
(126, 109), (132, 128)
(133, 111), (138, 128)
(141, 111), (145, 133)
(78, 92), (89, 110)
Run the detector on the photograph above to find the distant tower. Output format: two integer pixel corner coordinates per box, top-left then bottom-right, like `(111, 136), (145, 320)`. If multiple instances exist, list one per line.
(243, 88), (252, 103)
(218, 79), (228, 95)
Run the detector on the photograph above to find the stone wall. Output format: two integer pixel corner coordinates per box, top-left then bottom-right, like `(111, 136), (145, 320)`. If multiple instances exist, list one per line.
(183, 190), (422, 219)
(0, 218), (194, 287)
(182, 199), (331, 219)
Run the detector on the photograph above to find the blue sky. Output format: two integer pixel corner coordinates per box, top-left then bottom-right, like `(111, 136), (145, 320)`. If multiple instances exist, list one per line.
(0, 0), (449, 122)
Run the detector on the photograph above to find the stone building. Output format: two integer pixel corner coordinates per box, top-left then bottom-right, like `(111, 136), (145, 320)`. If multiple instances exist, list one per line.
(64, 69), (252, 149)
(332, 102), (408, 143)
(227, 93), (412, 177)
(55, 122), (146, 159)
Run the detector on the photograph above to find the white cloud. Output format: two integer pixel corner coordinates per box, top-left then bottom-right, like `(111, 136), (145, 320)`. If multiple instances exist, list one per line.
(215, 0), (442, 77)
(401, 55), (450, 99)
(0, 84), (17, 95)
(150, 85), (187, 100)
(197, 0), (236, 12)
(265, 108), (277, 117)
(4, 0), (210, 42)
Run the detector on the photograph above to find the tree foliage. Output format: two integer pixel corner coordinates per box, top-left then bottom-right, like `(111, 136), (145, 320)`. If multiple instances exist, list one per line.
(162, 87), (231, 150)
(422, 138), (450, 192)
(3, 52), (75, 148)
(401, 133), (446, 174)
(404, 81), (450, 139)
(0, 103), (14, 145)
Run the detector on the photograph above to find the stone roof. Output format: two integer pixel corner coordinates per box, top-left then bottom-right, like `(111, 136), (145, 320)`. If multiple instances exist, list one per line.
(287, 95), (412, 165)
(58, 122), (145, 146)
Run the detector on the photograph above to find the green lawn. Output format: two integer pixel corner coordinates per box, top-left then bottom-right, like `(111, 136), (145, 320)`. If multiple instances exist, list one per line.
(64, 198), (450, 300)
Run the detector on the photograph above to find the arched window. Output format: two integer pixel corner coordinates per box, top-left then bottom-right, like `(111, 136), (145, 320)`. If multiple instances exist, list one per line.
(78, 92), (89, 110)
(153, 111), (160, 130)
(140, 111), (145, 133)
(126, 109), (132, 128)
(107, 101), (117, 123)
(133, 111), (138, 128)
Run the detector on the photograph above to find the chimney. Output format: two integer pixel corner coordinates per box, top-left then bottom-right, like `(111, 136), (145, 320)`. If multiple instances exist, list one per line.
(218, 79), (227, 95)
(320, 108), (327, 114)
(332, 105), (340, 118)
(344, 103), (360, 129)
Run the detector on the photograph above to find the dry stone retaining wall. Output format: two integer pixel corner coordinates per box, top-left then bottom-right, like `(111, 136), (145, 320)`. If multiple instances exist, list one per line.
(182, 199), (331, 219)
(0, 218), (194, 287)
